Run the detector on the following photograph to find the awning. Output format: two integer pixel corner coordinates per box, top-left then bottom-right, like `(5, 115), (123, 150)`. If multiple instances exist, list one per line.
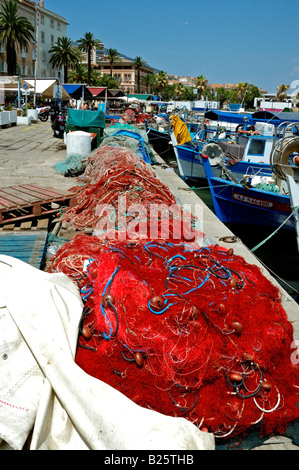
(128, 94), (153, 101)
(108, 89), (124, 98)
(87, 87), (107, 98)
(24, 80), (71, 99)
(62, 84), (93, 100)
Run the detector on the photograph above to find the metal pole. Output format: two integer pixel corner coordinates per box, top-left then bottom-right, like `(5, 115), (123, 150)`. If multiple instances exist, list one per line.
(34, 2), (40, 107)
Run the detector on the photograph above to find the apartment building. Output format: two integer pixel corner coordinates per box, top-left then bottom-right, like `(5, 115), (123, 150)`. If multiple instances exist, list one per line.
(36, 0), (67, 78)
(0, 0), (67, 78)
(96, 54), (156, 94)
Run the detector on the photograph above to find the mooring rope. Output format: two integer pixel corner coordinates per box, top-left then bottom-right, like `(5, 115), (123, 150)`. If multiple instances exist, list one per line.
(251, 205), (299, 252)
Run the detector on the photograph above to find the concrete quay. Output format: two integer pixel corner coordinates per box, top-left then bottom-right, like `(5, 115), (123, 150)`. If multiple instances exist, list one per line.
(0, 120), (298, 450)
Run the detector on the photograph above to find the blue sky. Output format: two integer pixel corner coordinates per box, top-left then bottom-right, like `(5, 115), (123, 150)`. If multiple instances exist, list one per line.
(46, 0), (299, 94)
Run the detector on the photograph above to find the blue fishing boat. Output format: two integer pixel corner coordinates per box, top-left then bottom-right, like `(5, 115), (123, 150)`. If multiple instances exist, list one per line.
(170, 118), (294, 183)
(201, 123), (299, 250)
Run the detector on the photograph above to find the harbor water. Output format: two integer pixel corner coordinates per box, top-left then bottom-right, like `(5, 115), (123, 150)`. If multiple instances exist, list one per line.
(160, 147), (299, 304)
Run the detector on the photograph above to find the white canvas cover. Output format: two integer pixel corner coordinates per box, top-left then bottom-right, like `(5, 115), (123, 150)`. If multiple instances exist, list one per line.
(0, 255), (215, 451)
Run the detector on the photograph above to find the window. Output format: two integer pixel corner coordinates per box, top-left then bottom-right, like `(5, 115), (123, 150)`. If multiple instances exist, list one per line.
(21, 48), (26, 59)
(32, 49), (36, 61)
(57, 22), (61, 31)
(41, 14), (45, 25)
(50, 19), (54, 29)
(247, 139), (266, 156)
(51, 35), (54, 46)
(124, 73), (131, 83)
(0, 42), (3, 53)
(41, 31), (45, 43)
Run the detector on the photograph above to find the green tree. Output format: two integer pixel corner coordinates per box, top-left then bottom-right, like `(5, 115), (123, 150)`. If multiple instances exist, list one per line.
(134, 56), (147, 93)
(142, 73), (156, 94)
(97, 73), (119, 89)
(77, 32), (104, 86)
(155, 71), (169, 99)
(68, 63), (88, 83)
(49, 37), (80, 83)
(0, 0), (34, 75)
(174, 83), (186, 100)
(105, 48), (121, 77)
(195, 75), (208, 99)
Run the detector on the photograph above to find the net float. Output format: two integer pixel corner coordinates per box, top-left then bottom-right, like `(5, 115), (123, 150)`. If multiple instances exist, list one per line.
(200, 427), (209, 433)
(229, 372), (243, 383)
(230, 277), (239, 287)
(149, 295), (165, 310)
(82, 325), (92, 340)
(227, 248), (234, 256)
(261, 379), (272, 391)
(135, 352), (144, 367)
(231, 321), (243, 334)
(102, 293), (115, 308)
(215, 303), (226, 314)
(89, 267), (98, 279)
(243, 352), (254, 362)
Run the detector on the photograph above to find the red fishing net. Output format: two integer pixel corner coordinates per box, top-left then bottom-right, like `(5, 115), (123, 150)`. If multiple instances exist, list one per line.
(49, 236), (299, 441)
(50, 141), (299, 443)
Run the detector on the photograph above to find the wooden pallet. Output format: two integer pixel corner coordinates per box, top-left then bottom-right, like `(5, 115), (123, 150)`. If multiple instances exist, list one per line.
(0, 184), (76, 226)
(0, 230), (48, 269)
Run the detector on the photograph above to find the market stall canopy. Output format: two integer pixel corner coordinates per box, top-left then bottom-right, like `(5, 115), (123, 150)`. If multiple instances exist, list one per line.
(108, 89), (124, 98)
(128, 94), (153, 101)
(24, 80), (71, 99)
(0, 79), (34, 93)
(87, 87), (107, 98)
(62, 84), (93, 100)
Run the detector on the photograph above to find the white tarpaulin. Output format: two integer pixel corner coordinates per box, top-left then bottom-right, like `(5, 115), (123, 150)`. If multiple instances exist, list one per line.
(0, 255), (215, 451)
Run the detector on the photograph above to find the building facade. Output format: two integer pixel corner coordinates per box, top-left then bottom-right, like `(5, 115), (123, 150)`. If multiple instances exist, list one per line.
(36, 0), (67, 78)
(96, 55), (156, 94)
(0, 0), (67, 78)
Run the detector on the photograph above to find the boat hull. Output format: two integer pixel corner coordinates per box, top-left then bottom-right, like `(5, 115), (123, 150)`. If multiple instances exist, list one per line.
(174, 142), (273, 183)
(200, 149), (295, 232)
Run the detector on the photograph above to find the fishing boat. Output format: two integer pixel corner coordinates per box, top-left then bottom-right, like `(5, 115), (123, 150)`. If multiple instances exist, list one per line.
(201, 122), (299, 250)
(170, 117), (294, 183)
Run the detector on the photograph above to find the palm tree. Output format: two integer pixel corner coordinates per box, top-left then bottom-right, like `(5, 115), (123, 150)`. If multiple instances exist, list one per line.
(142, 73), (156, 94)
(134, 56), (147, 93)
(68, 63), (88, 84)
(237, 82), (248, 103)
(97, 73), (119, 89)
(276, 84), (289, 102)
(0, 0), (34, 75)
(49, 37), (80, 83)
(195, 75), (208, 99)
(175, 83), (186, 100)
(105, 48), (121, 77)
(77, 32), (104, 86)
(155, 71), (168, 99)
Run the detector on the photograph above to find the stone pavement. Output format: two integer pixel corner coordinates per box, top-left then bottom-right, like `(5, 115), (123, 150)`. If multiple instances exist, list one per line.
(0, 120), (74, 194)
